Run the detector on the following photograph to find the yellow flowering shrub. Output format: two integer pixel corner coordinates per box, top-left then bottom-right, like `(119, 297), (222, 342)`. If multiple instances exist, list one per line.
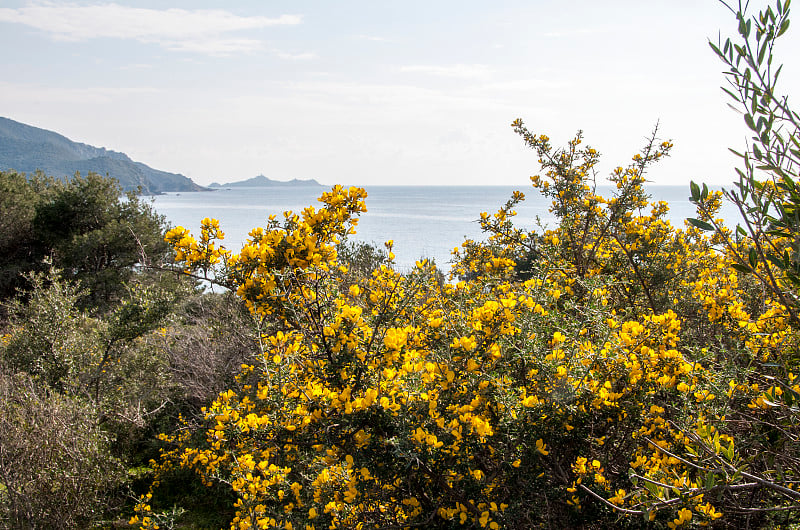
(134, 128), (800, 528)
(135, 4), (800, 527)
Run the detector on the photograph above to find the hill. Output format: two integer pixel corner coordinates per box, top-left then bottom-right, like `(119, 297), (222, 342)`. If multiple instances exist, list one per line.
(0, 117), (206, 194)
(209, 174), (322, 188)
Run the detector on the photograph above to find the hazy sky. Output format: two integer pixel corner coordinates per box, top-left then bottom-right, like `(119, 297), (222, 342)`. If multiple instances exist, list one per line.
(1, 1), (796, 187)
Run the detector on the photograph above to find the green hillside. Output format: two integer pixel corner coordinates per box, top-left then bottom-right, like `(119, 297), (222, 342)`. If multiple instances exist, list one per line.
(0, 117), (207, 194)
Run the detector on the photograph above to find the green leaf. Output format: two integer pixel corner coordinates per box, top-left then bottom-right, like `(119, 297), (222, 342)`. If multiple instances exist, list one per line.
(765, 226), (787, 237)
(687, 218), (714, 231)
(758, 41), (768, 64)
(690, 181), (701, 202)
(722, 86), (740, 102)
(766, 252), (784, 268)
(745, 113), (757, 131)
(644, 480), (659, 497)
(785, 385), (799, 406)
(731, 263), (753, 274)
(725, 442), (734, 461)
(786, 271), (800, 285)
(749, 248), (759, 268)
(729, 147), (745, 158)
(778, 19), (791, 36)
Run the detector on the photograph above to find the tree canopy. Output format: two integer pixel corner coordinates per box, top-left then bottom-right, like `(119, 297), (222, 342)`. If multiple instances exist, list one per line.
(0, 171), (169, 307)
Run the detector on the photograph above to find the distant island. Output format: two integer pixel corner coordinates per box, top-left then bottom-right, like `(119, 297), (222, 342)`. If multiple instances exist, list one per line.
(209, 174), (323, 188)
(0, 116), (207, 195)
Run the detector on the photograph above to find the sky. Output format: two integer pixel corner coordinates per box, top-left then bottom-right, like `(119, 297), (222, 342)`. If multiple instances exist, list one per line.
(1, 1), (797, 187)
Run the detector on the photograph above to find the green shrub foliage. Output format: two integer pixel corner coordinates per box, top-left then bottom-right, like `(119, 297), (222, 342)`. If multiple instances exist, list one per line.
(0, 171), (169, 307)
(0, 370), (124, 529)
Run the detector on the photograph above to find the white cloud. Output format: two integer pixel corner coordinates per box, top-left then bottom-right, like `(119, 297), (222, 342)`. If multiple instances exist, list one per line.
(0, 81), (161, 104)
(273, 50), (317, 61)
(167, 38), (265, 55)
(398, 64), (492, 79)
(352, 34), (391, 43)
(543, 27), (610, 38)
(118, 63), (153, 70)
(0, 2), (302, 55)
(467, 78), (568, 93)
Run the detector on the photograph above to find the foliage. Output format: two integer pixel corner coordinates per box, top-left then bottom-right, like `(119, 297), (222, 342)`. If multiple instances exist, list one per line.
(682, 0), (800, 524)
(335, 239), (394, 281)
(2, 268), (95, 393)
(152, 291), (262, 415)
(0, 261), (273, 527)
(0, 170), (49, 303)
(693, 0), (800, 322)
(0, 170), (170, 307)
(0, 369), (125, 529)
(0, 267), (193, 524)
(454, 124), (686, 317)
(0, 169), (184, 527)
(2, 268), (176, 409)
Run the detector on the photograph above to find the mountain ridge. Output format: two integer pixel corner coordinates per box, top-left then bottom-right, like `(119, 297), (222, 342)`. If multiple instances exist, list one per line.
(0, 116), (206, 194)
(209, 174), (322, 188)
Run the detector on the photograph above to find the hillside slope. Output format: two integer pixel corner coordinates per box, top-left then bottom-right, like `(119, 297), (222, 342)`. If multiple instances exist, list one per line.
(0, 117), (206, 194)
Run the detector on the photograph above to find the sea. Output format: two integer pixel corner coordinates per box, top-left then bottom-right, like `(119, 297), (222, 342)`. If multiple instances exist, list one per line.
(150, 185), (739, 273)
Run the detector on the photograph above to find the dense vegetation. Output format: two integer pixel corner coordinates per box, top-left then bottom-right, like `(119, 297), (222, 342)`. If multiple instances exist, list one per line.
(0, 170), (171, 305)
(2, 1), (799, 528)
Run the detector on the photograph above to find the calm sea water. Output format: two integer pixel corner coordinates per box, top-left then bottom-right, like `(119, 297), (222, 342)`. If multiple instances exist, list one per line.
(151, 185), (738, 272)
